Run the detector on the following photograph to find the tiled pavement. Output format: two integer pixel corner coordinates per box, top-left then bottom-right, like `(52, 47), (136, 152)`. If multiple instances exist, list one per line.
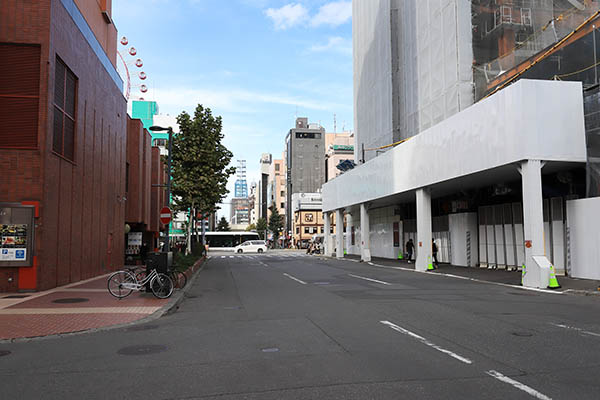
(0, 258), (205, 341)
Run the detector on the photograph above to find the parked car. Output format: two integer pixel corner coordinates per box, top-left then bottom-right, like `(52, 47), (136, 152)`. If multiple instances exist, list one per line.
(234, 240), (267, 253)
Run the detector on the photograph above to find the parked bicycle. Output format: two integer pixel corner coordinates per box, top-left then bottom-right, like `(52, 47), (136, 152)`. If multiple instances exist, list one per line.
(107, 267), (173, 299)
(133, 267), (187, 290)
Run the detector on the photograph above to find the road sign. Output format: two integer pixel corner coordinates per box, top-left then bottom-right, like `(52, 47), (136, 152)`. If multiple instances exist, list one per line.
(160, 207), (172, 224)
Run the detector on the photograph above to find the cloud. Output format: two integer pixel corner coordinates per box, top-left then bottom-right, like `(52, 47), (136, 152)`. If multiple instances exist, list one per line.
(151, 86), (349, 115)
(311, 1), (351, 27)
(265, 3), (309, 30)
(308, 36), (351, 55)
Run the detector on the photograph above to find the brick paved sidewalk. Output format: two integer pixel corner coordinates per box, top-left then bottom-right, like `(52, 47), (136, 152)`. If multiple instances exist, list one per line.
(0, 257), (206, 341)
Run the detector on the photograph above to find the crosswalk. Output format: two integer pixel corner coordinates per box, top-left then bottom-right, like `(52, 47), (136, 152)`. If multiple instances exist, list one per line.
(213, 253), (313, 260)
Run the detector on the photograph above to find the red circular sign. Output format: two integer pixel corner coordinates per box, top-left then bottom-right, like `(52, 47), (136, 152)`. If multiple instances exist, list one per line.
(160, 207), (172, 224)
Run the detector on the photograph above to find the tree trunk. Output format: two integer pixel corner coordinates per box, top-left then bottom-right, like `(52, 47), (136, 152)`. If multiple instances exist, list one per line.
(186, 203), (193, 255)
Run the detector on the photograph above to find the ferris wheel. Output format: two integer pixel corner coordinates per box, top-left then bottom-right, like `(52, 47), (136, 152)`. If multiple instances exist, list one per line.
(116, 36), (148, 101)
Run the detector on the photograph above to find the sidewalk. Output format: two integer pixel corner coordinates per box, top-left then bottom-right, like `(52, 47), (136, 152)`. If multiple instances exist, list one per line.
(338, 254), (600, 295)
(0, 257), (205, 342)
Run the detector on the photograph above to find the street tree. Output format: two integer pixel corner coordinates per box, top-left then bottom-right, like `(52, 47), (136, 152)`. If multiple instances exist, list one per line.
(268, 205), (284, 246)
(171, 104), (235, 254)
(216, 216), (230, 231)
(256, 218), (268, 240)
(245, 223), (256, 232)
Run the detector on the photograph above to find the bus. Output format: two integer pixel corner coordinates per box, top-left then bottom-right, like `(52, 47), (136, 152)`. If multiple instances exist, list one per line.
(204, 231), (260, 251)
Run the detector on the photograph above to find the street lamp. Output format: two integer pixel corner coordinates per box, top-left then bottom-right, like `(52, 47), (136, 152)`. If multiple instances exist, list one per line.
(149, 125), (173, 251)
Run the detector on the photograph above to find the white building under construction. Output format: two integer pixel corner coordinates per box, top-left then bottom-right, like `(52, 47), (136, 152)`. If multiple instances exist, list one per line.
(322, 0), (600, 287)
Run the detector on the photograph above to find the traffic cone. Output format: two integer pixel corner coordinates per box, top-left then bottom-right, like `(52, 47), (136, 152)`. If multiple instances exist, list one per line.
(548, 264), (561, 289)
(427, 256), (434, 270)
(520, 264), (526, 286)
(398, 251), (403, 260)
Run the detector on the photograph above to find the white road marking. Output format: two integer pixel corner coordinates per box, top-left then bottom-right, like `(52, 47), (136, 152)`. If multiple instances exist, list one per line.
(229, 256), (234, 259)
(552, 323), (600, 337)
(348, 274), (391, 285)
(380, 320), (472, 364)
(221, 256), (226, 259)
(283, 273), (306, 285)
(486, 370), (552, 400)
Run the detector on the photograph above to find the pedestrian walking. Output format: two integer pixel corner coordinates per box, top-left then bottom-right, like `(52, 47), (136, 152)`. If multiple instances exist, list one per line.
(405, 238), (414, 263)
(432, 238), (439, 268)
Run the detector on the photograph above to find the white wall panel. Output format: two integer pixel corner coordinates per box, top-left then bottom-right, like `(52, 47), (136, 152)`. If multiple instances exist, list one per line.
(323, 80), (587, 212)
(566, 197), (600, 280)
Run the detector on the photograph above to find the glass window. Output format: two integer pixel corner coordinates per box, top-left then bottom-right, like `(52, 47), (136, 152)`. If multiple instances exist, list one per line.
(53, 57), (77, 161)
(304, 227), (310, 234)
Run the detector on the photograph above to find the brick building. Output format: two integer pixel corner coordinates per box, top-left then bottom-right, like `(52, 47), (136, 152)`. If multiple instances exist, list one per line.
(0, 0), (161, 292)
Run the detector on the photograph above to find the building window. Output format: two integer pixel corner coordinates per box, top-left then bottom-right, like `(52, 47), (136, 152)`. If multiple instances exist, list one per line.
(275, 164), (280, 171)
(320, 226), (324, 234)
(154, 138), (167, 147)
(280, 191), (285, 197)
(304, 227), (310, 234)
(53, 57), (77, 160)
(296, 227), (299, 234)
(280, 203), (284, 209)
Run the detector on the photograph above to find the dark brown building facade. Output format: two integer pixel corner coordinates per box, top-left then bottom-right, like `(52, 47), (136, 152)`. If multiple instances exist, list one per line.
(0, 0), (127, 291)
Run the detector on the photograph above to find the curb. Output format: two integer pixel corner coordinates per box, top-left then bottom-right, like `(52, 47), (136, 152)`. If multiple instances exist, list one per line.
(0, 256), (208, 344)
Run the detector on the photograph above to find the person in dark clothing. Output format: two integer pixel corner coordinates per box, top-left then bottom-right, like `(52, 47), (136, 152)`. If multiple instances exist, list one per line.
(406, 238), (415, 263)
(432, 238), (439, 268)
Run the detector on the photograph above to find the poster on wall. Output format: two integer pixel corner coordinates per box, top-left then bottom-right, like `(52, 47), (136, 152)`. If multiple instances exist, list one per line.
(0, 224), (28, 261)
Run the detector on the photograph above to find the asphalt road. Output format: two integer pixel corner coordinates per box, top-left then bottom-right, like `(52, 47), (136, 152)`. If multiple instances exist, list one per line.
(1, 250), (600, 399)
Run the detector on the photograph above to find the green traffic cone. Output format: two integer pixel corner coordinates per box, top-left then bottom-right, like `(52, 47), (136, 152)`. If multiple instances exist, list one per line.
(398, 251), (403, 260)
(548, 264), (561, 289)
(427, 256), (434, 270)
(520, 264), (526, 286)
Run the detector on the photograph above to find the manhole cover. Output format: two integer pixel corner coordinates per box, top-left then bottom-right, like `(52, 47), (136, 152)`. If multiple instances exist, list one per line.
(261, 347), (279, 353)
(126, 324), (159, 332)
(511, 331), (534, 337)
(3, 295), (30, 299)
(0, 350), (11, 357)
(52, 298), (89, 304)
(117, 345), (168, 355)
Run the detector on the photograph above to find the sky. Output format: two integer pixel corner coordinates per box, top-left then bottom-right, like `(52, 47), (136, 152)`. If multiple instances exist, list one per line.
(111, 0), (353, 220)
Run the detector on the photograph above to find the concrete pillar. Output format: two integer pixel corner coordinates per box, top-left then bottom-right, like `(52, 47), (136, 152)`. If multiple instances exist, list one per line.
(336, 209), (344, 259)
(416, 188), (432, 271)
(324, 212), (332, 257)
(360, 203), (371, 262)
(520, 160), (551, 288)
(346, 212), (353, 255)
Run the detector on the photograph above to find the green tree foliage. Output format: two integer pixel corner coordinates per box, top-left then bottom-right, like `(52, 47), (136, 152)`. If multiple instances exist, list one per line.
(216, 216), (230, 231)
(256, 218), (268, 240)
(170, 104), (236, 252)
(245, 223), (256, 232)
(268, 205), (284, 244)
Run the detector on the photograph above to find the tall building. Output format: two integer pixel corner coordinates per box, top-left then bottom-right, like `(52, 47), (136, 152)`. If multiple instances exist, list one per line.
(0, 0), (127, 291)
(234, 160), (248, 198)
(258, 153), (272, 220)
(322, 1), (600, 286)
(325, 132), (355, 182)
(285, 118), (326, 232)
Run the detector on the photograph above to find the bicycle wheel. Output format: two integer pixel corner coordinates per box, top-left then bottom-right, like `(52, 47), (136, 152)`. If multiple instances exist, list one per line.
(174, 271), (188, 289)
(150, 273), (174, 299)
(107, 271), (136, 298)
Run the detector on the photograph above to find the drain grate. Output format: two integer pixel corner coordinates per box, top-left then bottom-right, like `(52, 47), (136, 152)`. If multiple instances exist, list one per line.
(511, 331), (534, 337)
(3, 295), (30, 299)
(126, 324), (159, 332)
(261, 347), (279, 353)
(117, 345), (168, 355)
(52, 298), (89, 304)
(0, 350), (11, 357)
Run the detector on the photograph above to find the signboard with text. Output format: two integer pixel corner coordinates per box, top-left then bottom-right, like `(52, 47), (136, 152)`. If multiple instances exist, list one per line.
(0, 204), (34, 267)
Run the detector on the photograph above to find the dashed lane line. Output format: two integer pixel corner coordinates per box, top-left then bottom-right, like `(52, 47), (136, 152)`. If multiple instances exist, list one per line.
(348, 274), (391, 286)
(551, 323), (600, 338)
(486, 370), (552, 400)
(380, 320), (472, 364)
(283, 273), (307, 285)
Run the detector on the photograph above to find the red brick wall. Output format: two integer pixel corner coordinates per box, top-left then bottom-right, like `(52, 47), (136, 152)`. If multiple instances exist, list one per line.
(150, 147), (161, 233)
(126, 117), (144, 223)
(0, 0), (127, 292)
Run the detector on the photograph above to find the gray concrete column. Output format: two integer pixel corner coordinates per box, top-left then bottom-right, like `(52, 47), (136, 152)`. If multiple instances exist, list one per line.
(520, 160), (550, 288)
(346, 211), (353, 255)
(360, 203), (371, 262)
(324, 212), (332, 257)
(336, 209), (344, 259)
(416, 188), (432, 271)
